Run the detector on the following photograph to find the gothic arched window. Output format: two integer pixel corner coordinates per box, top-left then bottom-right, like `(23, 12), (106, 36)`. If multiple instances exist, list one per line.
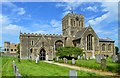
(108, 44), (111, 51)
(87, 34), (93, 50)
(102, 44), (105, 51)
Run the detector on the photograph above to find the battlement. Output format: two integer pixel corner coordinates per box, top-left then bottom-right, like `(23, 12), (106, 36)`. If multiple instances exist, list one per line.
(62, 13), (84, 21)
(20, 32), (63, 37)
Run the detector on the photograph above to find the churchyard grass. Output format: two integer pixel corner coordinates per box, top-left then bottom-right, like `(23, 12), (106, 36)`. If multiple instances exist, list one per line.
(57, 57), (119, 73)
(16, 60), (100, 76)
(0, 57), (2, 77)
(1, 56), (101, 76)
(2, 56), (16, 76)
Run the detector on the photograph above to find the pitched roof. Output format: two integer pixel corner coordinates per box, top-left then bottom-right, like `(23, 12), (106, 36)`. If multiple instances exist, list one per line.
(74, 27), (88, 40)
(99, 38), (114, 42)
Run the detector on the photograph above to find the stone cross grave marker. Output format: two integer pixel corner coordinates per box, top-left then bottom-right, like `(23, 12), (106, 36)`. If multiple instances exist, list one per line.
(69, 70), (77, 78)
(101, 59), (106, 70)
(72, 58), (75, 64)
(112, 55), (118, 62)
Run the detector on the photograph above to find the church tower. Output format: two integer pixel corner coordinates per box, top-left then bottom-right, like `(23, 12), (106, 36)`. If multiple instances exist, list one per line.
(62, 13), (84, 37)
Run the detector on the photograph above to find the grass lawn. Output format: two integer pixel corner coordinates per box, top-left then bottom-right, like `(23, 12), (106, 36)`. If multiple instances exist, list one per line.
(2, 56), (16, 76)
(1, 56), (101, 76)
(57, 58), (119, 73)
(0, 57), (2, 77)
(16, 60), (100, 76)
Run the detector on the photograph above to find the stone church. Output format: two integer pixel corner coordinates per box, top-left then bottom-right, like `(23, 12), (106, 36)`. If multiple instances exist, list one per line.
(20, 13), (115, 60)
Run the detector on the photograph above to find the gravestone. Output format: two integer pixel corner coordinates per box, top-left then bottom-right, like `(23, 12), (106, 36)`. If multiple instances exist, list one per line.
(101, 59), (106, 70)
(80, 56), (82, 60)
(96, 54), (106, 63)
(77, 55), (80, 60)
(117, 54), (120, 63)
(86, 58), (89, 60)
(72, 58), (75, 64)
(83, 54), (85, 59)
(69, 70), (77, 78)
(46, 54), (48, 61)
(96, 54), (101, 63)
(36, 55), (39, 63)
(63, 58), (66, 63)
(65, 58), (68, 64)
(56, 57), (59, 61)
(101, 54), (106, 59)
(112, 55), (118, 62)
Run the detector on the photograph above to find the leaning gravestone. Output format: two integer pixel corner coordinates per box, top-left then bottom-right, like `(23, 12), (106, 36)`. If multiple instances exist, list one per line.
(112, 55), (118, 62)
(69, 70), (77, 78)
(101, 59), (106, 70)
(72, 58), (75, 64)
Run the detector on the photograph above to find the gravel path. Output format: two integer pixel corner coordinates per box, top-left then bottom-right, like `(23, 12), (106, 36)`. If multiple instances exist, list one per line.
(44, 61), (118, 76)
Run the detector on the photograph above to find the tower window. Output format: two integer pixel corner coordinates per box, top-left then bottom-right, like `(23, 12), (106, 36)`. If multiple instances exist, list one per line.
(71, 19), (73, 26)
(74, 21), (75, 26)
(14, 49), (16, 51)
(31, 41), (34, 45)
(11, 49), (13, 51)
(4, 48), (6, 51)
(71, 31), (74, 36)
(79, 21), (81, 26)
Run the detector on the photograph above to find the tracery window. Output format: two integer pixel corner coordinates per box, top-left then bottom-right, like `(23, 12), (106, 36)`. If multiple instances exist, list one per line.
(102, 44), (105, 51)
(87, 34), (93, 50)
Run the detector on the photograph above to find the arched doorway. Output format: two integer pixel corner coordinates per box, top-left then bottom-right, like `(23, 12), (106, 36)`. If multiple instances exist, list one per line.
(39, 48), (46, 60)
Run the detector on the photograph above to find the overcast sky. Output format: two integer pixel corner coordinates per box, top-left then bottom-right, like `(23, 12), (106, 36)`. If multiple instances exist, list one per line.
(1, 1), (119, 49)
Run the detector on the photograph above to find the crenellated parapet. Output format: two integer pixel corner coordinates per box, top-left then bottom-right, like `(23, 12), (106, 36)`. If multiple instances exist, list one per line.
(20, 32), (63, 37)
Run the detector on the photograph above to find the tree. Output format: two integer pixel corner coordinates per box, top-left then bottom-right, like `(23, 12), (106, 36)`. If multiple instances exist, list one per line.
(115, 46), (119, 55)
(17, 44), (20, 62)
(56, 46), (83, 58)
